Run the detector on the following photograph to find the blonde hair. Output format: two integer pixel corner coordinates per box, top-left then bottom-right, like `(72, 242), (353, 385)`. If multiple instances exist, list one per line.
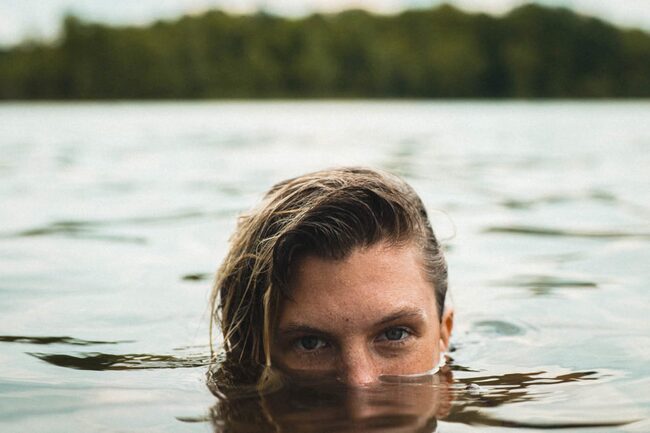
(210, 167), (447, 367)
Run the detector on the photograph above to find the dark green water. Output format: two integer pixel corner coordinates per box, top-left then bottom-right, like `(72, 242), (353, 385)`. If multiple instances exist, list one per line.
(0, 102), (648, 432)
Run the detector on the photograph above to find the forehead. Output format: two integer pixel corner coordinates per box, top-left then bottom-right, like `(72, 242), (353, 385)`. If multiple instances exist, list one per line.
(278, 242), (437, 330)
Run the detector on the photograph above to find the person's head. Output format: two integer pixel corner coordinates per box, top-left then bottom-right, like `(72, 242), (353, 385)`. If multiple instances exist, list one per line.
(211, 167), (453, 386)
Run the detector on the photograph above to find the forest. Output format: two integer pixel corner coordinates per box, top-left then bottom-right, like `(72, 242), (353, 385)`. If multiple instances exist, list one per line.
(0, 3), (649, 99)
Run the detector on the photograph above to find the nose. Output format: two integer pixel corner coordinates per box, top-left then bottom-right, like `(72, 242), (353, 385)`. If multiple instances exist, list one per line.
(338, 344), (377, 387)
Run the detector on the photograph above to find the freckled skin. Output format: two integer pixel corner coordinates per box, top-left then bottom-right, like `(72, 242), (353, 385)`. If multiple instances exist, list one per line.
(272, 242), (453, 386)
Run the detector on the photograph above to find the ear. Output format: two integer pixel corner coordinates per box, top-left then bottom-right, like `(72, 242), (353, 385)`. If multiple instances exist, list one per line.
(439, 307), (454, 352)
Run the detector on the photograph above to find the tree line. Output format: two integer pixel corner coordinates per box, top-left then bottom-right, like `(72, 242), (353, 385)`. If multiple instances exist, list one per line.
(1, 4), (649, 99)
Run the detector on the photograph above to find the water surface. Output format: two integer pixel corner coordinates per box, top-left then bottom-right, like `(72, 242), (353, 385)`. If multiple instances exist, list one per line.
(0, 101), (649, 432)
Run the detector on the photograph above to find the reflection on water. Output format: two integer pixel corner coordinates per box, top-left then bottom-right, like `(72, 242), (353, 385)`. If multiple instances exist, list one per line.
(199, 361), (633, 432)
(493, 275), (598, 296)
(484, 225), (650, 239)
(1, 102), (649, 432)
(498, 275), (597, 289)
(3, 335), (637, 430)
(181, 272), (213, 282)
(28, 352), (211, 371)
(0, 335), (131, 346)
(3, 210), (225, 243)
(470, 320), (527, 337)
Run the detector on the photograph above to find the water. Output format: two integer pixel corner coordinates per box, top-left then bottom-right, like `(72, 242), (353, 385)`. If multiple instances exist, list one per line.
(0, 101), (649, 432)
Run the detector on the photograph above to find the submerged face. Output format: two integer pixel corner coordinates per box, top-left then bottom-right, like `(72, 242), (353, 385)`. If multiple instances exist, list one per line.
(272, 242), (452, 386)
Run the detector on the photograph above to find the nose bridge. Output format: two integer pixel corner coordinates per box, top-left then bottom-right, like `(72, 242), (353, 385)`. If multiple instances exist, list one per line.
(338, 340), (376, 386)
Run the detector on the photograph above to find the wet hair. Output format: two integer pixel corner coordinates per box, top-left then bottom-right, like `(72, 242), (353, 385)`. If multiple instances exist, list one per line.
(210, 167), (447, 366)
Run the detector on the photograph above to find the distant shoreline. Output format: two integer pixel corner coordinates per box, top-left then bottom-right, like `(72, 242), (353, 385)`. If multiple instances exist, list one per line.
(1, 98), (650, 104)
(2, 4), (649, 100)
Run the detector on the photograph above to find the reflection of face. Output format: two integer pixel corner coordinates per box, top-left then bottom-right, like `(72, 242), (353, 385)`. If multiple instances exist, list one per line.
(260, 372), (454, 433)
(209, 369), (454, 433)
(273, 242), (452, 386)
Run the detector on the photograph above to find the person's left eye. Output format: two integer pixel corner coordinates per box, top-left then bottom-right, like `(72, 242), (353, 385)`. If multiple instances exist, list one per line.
(377, 327), (411, 342)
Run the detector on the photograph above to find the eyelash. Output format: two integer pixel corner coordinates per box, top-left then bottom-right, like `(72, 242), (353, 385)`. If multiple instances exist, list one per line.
(294, 336), (329, 353)
(292, 326), (413, 354)
(376, 327), (413, 345)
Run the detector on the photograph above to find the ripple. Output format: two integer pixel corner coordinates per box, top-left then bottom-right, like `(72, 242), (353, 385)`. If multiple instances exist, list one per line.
(446, 370), (637, 429)
(11, 221), (146, 244)
(3, 210), (223, 243)
(494, 275), (597, 295)
(470, 320), (526, 337)
(456, 370), (599, 393)
(0, 335), (131, 346)
(484, 225), (650, 240)
(444, 410), (632, 429)
(449, 370), (600, 414)
(499, 190), (623, 211)
(203, 362), (635, 432)
(28, 352), (210, 370)
(500, 194), (575, 210)
(181, 272), (212, 282)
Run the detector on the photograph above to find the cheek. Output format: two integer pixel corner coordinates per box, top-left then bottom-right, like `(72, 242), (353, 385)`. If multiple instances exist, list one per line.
(378, 336), (439, 375)
(414, 338), (439, 369)
(274, 345), (336, 370)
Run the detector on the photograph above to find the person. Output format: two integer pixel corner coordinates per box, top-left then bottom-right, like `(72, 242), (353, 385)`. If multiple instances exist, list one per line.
(209, 167), (453, 387)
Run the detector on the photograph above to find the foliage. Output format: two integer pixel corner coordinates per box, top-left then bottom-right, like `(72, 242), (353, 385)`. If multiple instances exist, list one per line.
(0, 4), (649, 99)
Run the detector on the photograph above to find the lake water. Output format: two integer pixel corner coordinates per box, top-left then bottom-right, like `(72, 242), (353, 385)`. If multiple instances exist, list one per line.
(0, 101), (649, 432)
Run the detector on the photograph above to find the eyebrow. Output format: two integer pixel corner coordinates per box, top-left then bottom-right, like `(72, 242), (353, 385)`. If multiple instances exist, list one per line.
(375, 307), (427, 326)
(277, 307), (427, 338)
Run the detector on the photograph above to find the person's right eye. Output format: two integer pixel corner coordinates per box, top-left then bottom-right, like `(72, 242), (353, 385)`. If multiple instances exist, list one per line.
(295, 336), (328, 352)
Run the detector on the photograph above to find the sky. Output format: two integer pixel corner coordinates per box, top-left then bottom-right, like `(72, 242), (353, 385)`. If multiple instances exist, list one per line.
(1, 0), (648, 47)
